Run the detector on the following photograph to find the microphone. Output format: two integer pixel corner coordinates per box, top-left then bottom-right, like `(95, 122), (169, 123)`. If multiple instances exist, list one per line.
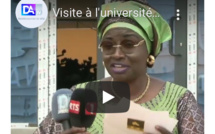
(69, 89), (97, 128)
(51, 88), (73, 130)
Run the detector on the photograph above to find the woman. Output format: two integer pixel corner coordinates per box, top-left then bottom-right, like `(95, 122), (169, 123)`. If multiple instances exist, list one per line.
(34, 0), (204, 134)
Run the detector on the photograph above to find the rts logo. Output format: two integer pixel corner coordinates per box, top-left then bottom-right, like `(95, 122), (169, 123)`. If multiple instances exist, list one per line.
(69, 100), (80, 114)
(21, 4), (42, 16)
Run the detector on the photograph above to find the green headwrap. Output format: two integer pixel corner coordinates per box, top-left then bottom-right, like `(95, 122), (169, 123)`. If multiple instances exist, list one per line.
(97, 1), (172, 57)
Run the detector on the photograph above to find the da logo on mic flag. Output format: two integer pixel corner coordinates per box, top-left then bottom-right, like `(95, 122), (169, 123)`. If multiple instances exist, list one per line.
(15, 0), (48, 28)
(57, 94), (71, 114)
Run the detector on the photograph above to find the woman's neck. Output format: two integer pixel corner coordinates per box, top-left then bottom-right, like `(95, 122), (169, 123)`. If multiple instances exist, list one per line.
(127, 74), (149, 101)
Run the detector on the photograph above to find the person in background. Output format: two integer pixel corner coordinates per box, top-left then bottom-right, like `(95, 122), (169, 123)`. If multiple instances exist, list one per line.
(34, 0), (204, 133)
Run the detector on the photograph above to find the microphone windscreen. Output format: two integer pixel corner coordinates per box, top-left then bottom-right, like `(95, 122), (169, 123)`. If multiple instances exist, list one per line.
(69, 89), (84, 127)
(69, 89), (97, 127)
(83, 89), (97, 127)
(52, 88), (73, 122)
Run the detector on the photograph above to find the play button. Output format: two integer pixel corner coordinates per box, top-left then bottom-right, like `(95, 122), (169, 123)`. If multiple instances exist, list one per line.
(103, 91), (114, 104)
(86, 81), (130, 113)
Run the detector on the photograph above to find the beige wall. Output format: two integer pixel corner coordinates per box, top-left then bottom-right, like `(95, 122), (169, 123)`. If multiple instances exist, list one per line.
(11, 128), (37, 134)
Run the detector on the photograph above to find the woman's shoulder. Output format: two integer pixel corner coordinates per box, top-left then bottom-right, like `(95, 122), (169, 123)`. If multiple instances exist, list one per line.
(71, 81), (94, 90)
(164, 81), (189, 98)
(71, 77), (111, 90)
(165, 81), (187, 90)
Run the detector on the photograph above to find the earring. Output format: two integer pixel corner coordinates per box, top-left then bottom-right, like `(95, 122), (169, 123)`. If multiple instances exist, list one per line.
(147, 55), (155, 68)
(102, 61), (105, 66)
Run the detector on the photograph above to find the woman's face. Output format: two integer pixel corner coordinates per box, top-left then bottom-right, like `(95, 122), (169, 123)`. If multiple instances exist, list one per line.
(101, 27), (149, 82)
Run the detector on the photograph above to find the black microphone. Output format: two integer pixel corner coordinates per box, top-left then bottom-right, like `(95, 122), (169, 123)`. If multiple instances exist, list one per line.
(69, 89), (97, 128)
(51, 88), (73, 130)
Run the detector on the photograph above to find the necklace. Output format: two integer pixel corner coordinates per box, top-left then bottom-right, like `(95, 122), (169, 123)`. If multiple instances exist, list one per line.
(111, 73), (150, 103)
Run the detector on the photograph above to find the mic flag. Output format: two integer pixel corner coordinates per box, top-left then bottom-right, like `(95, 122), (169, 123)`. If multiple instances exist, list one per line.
(69, 89), (97, 127)
(51, 88), (73, 130)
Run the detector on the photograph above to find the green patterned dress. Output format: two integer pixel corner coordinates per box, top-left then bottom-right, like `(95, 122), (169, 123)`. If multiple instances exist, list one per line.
(33, 82), (204, 134)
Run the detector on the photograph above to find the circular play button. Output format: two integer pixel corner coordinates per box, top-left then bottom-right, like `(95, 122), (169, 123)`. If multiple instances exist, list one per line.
(85, 81), (130, 113)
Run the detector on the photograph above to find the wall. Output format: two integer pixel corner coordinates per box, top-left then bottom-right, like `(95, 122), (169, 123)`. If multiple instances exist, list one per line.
(11, 0), (38, 124)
